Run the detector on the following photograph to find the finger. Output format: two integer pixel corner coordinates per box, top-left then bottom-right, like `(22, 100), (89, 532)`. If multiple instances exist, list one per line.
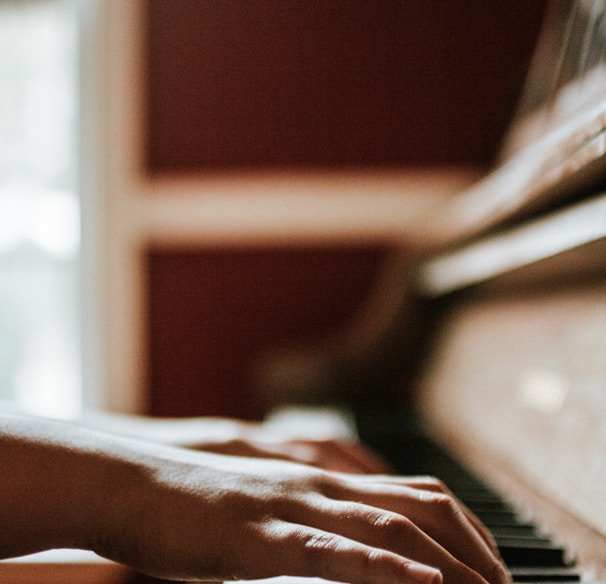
(286, 439), (393, 474)
(293, 499), (506, 584)
(407, 477), (501, 558)
(316, 482), (509, 584)
(188, 438), (302, 464)
(319, 440), (393, 474)
(214, 438), (392, 474)
(259, 520), (443, 584)
(357, 474), (500, 557)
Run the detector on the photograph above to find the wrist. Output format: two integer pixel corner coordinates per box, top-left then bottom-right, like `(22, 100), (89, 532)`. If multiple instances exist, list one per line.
(0, 416), (152, 559)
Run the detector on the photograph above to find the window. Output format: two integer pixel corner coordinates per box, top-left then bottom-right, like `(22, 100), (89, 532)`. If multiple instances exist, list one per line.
(0, 0), (80, 417)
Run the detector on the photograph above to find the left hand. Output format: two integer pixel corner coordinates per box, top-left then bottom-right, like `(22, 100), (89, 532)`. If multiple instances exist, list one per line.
(81, 413), (392, 474)
(185, 431), (392, 474)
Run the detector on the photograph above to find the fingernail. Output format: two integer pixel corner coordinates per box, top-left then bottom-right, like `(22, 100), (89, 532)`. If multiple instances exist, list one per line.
(405, 562), (442, 584)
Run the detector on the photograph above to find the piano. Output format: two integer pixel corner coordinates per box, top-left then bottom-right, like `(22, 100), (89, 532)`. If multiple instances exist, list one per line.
(256, 1), (606, 582)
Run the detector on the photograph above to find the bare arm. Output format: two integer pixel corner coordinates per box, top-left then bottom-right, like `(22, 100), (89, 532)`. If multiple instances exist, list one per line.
(0, 414), (509, 584)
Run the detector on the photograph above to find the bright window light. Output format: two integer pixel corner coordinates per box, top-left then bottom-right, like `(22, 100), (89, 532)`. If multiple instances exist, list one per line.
(0, 0), (80, 418)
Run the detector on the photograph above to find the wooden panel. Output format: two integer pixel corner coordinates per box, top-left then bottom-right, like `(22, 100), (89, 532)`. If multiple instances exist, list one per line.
(420, 283), (606, 577)
(144, 1), (545, 171)
(146, 246), (388, 418)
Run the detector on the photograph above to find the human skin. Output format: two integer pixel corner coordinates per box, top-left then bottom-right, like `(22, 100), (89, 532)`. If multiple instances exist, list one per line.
(0, 415), (510, 584)
(79, 412), (392, 473)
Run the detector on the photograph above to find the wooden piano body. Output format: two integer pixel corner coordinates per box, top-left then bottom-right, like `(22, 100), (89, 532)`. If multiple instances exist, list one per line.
(414, 3), (606, 577)
(406, 181), (606, 581)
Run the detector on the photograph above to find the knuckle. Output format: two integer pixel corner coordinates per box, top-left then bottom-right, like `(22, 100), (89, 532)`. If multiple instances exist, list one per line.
(302, 534), (390, 582)
(300, 532), (356, 579)
(356, 546), (386, 573)
(371, 512), (414, 538)
(430, 492), (464, 520)
(425, 476), (448, 491)
(311, 471), (347, 497)
(303, 532), (342, 558)
(416, 475), (448, 493)
(489, 558), (511, 584)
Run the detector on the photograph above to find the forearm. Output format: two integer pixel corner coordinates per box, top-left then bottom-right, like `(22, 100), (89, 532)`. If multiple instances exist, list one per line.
(0, 415), (145, 560)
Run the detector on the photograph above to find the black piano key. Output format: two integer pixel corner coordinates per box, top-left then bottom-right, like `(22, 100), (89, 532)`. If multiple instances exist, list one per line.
(491, 525), (543, 537)
(497, 539), (567, 567)
(457, 498), (513, 511)
(509, 566), (581, 581)
(474, 509), (533, 526)
(492, 527), (547, 542)
(494, 534), (553, 545)
(354, 413), (584, 583)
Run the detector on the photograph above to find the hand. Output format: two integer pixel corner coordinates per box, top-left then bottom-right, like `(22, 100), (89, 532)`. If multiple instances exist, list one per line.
(95, 446), (509, 584)
(82, 412), (392, 474)
(0, 415), (509, 584)
(181, 427), (393, 474)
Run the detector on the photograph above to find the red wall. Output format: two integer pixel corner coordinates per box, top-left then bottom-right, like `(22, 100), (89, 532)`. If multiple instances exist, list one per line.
(141, 1), (546, 419)
(145, 1), (545, 171)
(146, 247), (387, 418)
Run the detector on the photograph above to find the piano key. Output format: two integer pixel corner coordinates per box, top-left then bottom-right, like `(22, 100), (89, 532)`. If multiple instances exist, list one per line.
(494, 534), (552, 545)
(354, 413), (584, 582)
(491, 525), (545, 538)
(473, 509), (532, 526)
(509, 565), (581, 581)
(458, 498), (514, 512)
(496, 539), (568, 567)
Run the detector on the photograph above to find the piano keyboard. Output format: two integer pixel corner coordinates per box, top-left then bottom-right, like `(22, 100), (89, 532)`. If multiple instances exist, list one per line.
(355, 411), (587, 583)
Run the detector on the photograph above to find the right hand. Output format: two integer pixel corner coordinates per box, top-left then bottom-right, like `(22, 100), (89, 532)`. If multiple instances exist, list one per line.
(93, 446), (510, 584)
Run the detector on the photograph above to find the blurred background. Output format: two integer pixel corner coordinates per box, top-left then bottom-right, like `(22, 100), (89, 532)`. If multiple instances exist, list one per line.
(0, 0), (546, 422)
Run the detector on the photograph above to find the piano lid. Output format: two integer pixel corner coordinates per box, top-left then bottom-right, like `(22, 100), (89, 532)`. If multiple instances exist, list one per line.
(416, 0), (606, 251)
